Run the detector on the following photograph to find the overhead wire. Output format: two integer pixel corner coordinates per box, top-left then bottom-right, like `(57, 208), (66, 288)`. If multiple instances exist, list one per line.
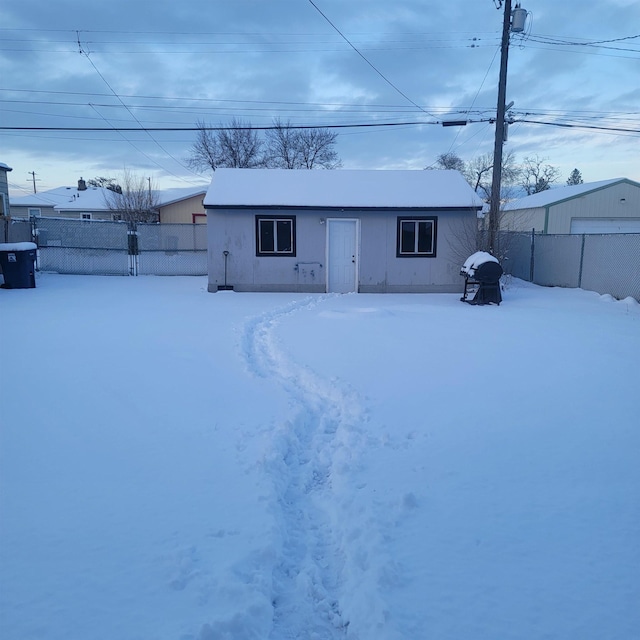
(75, 32), (203, 184)
(2, 22), (639, 172)
(306, 0), (439, 119)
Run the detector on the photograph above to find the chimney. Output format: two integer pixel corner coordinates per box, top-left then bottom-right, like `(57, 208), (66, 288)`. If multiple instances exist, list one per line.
(78, 177), (87, 191)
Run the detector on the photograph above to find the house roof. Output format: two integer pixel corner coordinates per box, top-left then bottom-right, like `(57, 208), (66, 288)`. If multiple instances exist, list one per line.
(10, 186), (113, 211)
(0, 162), (13, 172)
(156, 186), (207, 207)
(503, 178), (638, 210)
(204, 169), (484, 209)
(12, 184), (208, 211)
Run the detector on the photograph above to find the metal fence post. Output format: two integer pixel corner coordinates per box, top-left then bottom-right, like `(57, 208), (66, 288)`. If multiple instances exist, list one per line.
(578, 234), (586, 289)
(530, 228), (535, 282)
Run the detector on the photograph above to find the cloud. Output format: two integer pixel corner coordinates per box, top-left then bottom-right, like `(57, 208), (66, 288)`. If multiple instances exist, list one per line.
(1, 0), (639, 193)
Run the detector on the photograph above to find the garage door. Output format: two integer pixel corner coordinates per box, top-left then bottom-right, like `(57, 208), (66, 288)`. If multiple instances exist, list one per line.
(570, 218), (640, 234)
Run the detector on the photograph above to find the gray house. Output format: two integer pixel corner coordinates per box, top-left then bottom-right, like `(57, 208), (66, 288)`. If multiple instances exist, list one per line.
(204, 169), (483, 293)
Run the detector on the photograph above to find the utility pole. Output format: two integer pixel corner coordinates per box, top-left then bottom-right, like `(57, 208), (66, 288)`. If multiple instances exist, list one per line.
(488, 0), (513, 254)
(28, 171), (39, 193)
(488, 1), (526, 253)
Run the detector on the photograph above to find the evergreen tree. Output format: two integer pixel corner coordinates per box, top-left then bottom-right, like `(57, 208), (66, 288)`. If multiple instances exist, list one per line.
(566, 168), (584, 186)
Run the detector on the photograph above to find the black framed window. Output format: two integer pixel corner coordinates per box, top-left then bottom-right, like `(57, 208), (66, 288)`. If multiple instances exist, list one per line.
(256, 216), (296, 256)
(396, 216), (437, 257)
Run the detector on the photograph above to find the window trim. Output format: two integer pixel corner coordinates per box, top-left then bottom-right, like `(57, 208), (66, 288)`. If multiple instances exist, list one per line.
(255, 215), (296, 257)
(28, 207), (42, 218)
(396, 216), (437, 257)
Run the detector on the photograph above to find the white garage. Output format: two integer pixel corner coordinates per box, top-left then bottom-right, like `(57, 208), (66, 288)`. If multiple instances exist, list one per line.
(501, 178), (640, 234)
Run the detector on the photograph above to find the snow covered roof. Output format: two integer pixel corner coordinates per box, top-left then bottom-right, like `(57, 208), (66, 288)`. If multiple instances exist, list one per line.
(503, 178), (636, 210)
(0, 162), (13, 172)
(204, 169), (484, 209)
(10, 186), (113, 211)
(12, 184), (208, 211)
(156, 186), (207, 207)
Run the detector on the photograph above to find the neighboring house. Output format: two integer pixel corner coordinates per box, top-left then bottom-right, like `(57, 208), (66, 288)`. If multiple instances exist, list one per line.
(11, 179), (207, 224)
(10, 179), (120, 221)
(156, 186), (207, 224)
(0, 162), (12, 217)
(500, 178), (640, 234)
(204, 168), (483, 293)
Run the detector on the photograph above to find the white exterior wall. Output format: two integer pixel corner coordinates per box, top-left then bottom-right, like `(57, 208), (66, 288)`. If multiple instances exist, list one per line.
(207, 207), (477, 293)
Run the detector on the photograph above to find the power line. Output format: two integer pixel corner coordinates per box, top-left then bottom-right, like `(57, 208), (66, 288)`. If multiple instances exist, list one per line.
(514, 119), (640, 135)
(2, 119), (638, 134)
(76, 32), (202, 184)
(0, 122), (436, 132)
(442, 44), (501, 161)
(306, 0), (439, 120)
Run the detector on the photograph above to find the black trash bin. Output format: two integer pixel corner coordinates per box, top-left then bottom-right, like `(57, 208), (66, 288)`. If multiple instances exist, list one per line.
(0, 242), (37, 289)
(460, 251), (502, 305)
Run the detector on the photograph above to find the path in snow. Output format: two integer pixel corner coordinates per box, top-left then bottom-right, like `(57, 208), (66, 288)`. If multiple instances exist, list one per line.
(242, 297), (368, 639)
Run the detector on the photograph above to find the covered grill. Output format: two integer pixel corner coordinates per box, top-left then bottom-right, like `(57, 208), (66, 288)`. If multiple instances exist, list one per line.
(460, 251), (503, 305)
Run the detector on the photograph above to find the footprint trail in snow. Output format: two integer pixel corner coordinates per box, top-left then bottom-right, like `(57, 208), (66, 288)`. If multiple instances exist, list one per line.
(242, 296), (365, 639)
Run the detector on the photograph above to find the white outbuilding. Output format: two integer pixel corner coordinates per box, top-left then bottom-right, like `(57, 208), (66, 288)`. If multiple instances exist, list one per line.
(204, 168), (484, 293)
(500, 178), (640, 234)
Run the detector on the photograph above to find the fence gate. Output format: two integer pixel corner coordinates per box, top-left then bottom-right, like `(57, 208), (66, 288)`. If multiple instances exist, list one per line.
(36, 218), (130, 275)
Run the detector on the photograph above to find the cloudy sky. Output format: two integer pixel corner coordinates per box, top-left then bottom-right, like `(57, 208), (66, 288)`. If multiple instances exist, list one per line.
(2, 0), (639, 196)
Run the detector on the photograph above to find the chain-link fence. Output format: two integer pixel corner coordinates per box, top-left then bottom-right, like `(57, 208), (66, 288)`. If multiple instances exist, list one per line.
(2, 217), (33, 243)
(501, 231), (640, 301)
(24, 217), (207, 276)
(35, 217), (130, 275)
(581, 234), (640, 301)
(137, 223), (207, 275)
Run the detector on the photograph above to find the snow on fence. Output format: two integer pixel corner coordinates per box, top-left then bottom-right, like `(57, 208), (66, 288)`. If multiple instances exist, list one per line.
(501, 230), (640, 302)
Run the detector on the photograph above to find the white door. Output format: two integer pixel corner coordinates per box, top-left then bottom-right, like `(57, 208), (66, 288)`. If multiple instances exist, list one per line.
(327, 219), (358, 293)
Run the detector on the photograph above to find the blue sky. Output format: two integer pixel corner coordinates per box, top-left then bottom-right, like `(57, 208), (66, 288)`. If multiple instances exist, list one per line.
(1, 0), (639, 196)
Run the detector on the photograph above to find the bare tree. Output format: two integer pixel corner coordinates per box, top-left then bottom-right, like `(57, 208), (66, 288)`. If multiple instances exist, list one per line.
(103, 169), (159, 223)
(296, 128), (341, 169)
(440, 150), (522, 268)
(263, 118), (300, 169)
(187, 118), (263, 172)
(216, 117), (264, 168)
(264, 119), (341, 169)
(186, 119), (220, 173)
(464, 150), (520, 204)
(430, 151), (466, 172)
(520, 155), (561, 195)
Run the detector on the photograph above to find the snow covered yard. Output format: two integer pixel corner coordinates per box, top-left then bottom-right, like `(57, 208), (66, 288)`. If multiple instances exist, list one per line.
(1, 274), (639, 640)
